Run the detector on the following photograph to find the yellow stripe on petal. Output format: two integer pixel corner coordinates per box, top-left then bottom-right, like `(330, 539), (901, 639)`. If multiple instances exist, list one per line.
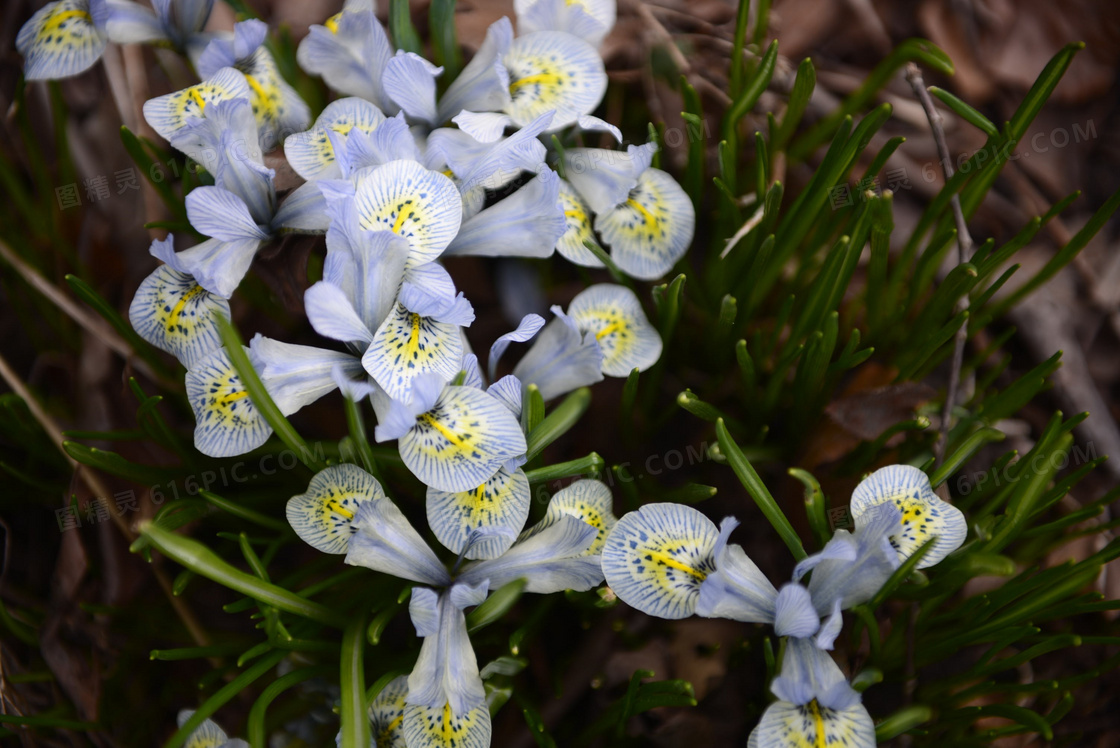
(427, 467), (531, 560)
(129, 264), (230, 369)
(143, 67), (251, 144)
(850, 464), (967, 568)
(502, 30), (606, 128)
(528, 479), (616, 555)
(284, 97), (386, 181)
(17, 0), (106, 81)
(752, 700), (876, 748)
(369, 675), (409, 748)
(362, 303), (465, 401)
(595, 168), (695, 281)
(287, 463), (386, 554)
(398, 386), (527, 494)
(237, 47), (311, 147)
(185, 347), (273, 458)
(555, 180), (604, 267)
(402, 703), (491, 748)
(568, 284), (662, 377)
(600, 502), (719, 619)
(354, 160), (462, 267)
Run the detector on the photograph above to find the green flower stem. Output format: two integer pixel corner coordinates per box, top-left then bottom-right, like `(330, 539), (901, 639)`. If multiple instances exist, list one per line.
(339, 613), (370, 748)
(135, 522), (348, 629)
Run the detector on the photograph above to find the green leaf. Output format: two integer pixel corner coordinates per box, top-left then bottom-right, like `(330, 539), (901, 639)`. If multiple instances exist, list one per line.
(389, 0), (421, 53)
(788, 467), (830, 548)
(874, 705), (933, 741)
(526, 388), (592, 460)
(467, 578), (527, 633)
(247, 665), (334, 748)
(522, 704), (557, 748)
(523, 384), (545, 435)
(929, 427), (1006, 487)
(653, 273), (686, 343)
(134, 522), (348, 629)
(928, 86), (998, 136)
(715, 419), (806, 560)
(429, 0), (461, 80)
(523, 453), (604, 486)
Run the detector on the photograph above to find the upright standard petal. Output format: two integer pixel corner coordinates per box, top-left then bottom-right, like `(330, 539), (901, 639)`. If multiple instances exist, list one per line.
(103, 0), (166, 44)
(363, 303), (465, 402)
(459, 515), (602, 593)
(442, 168), (567, 259)
(502, 31), (606, 129)
(406, 592), (486, 714)
(185, 346), (273, 458)
(163, 237), (264, 300)
(694, 518), (779, 624)
(568, 284), (662, 376)
(186, 186), (270, 244)
(488, 314), (545, 381)
(353, 160), (462, 267)
(142, 67), (251, 146)
(129, 236), (229, 368)
(596, 168), (695, 281)
(304, 281), (374, 347)
(284, 97), (387, 181)
(345, 500), (452, 586)
(562, 142), (656, 214)
(383, 51), (442, 125)
(521, 479), (616, 555)
(750, 639), (875, 748)
(436, 17), (513, 123)
(397, 385), (528, 493)
(18, 0), (107, 81)
(296, 9), (392, 108)
(511, 307), (603, 401)
(451, 111), (512, 143)
(601, 503), (719, 619)
(850, 464), (967, 568)
(287, 463), (386, 554)
(798, 502), (902, 616)
(426, 467), (531, 560)
(555, 179), (604, 267)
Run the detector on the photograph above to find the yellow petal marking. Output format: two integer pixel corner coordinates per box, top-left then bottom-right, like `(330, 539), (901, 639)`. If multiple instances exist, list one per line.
(327, 499), (355, 520)
(648, 551), (707, 581)
(808, 700), (826, 748)
(417, 413), (471, 450)
(166, 284), (206, 332)
(41, 9), (92, 35)
(626, 197), (661, 234)
(509, 72), (565, 94)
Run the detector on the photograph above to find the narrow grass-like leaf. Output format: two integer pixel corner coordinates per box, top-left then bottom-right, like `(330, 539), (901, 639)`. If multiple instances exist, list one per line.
(339, 613), (370, 748)
(467, 578), (527, 633)
(715, 419), (806, 559)
(928, 86), (998, 136)
(526, 388), (591, 460)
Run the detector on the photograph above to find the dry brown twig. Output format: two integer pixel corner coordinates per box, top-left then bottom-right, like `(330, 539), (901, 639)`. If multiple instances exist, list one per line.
(904, 62), (975, 470)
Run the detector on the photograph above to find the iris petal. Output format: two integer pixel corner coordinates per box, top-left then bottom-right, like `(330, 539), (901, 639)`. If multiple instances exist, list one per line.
(502, 30), (606, 128)
(286, 463), (386, 554)
(596, 168), (695, 281)
(601, 502), (719, 619)
(850, 464), (967, 568)
(362, 303), (465, 401)
(142, 67), (250, 145)
(185, 346), (273, 458)
(402, 703), (491, 748)
(285, 97), (387, 181)
(18, 0), (107, 81)
(426, 467), (531, 560)
(354, 160), (462, 267)
(568, 283), (662, 376)
(397, 385), (527, 493)
(129, 256), (229, 368)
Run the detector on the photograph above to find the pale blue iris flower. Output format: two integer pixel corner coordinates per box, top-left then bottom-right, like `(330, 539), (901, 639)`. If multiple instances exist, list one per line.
(372, 373), (526, 493)
(152, 98), (327, 298)
(514, 0), (617, 48)
(338, 480), (612, 746)
(17, 0), (109, 81)
(563, 142), (695, 280)
(748, 638), (875, 748)
(510, 304), (603, 401)
(196, 19), (312, 149)
(103, 0), (216, 63)
(600, 503), (815, 639)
